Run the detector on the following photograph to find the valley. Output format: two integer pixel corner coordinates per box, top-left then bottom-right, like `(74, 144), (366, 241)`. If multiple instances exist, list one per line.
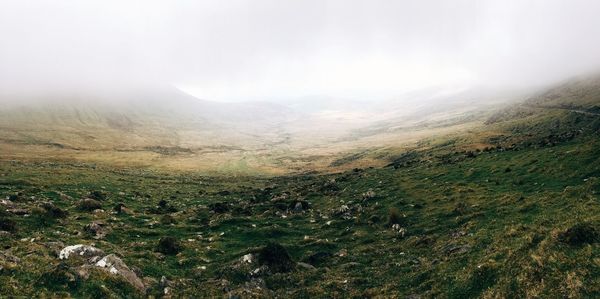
(0, 76), (598, 297)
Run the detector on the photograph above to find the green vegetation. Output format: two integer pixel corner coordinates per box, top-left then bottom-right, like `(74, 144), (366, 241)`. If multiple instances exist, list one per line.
(0, 79), (599, 297)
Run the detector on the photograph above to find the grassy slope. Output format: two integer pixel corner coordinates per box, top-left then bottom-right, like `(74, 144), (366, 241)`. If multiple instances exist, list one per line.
(0, 104), (598, 297)
(0, 78), (599, 297)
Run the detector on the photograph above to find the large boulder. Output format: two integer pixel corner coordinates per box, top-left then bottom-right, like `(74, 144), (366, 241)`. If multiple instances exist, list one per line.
(95, 254), (145, 292)
(59, 245), (104, 260)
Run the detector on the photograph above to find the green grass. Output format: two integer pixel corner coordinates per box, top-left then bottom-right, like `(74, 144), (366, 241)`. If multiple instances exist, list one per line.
(0, 105), (599, 297)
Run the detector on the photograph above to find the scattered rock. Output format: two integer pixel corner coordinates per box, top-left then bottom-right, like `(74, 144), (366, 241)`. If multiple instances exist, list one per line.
(0, 199), (16, 208)
(95, 254), (145, 292)
(296, 262), (316, 270)
(339, 205), (350, 214)
(59, 244), (104, 260)
(290, 200), (309, 213)
(391, 224), (407, 237)
(58, 192), (73, 201)
(333, 204), (357, 219)
(270, 193), (289, 202)
(84, 221), (108, 239)
(157, 275), (173, 295)
(242, 253), (254, 264)
(293, 202), (303, 212)
(362, 190), (377, 201)
(320, 179), (340, 194)
(7, 208), (29, 216)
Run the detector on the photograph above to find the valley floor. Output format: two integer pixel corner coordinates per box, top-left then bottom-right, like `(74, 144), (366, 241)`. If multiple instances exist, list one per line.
(0, 119), (599, 297)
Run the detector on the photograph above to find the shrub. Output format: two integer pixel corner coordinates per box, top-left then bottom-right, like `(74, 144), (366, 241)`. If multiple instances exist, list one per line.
(0, 217), (17, 232)
(193, 208), (211, 225)
(113, 203), (125, 213)
(88, 190), (107, 201)
(559, 223), (599, 245)
(257, 242), (295, 273)
(156, 236), (181, 255)
(453, 202), (468, 215)
(40, 202), (68, 218)
(160, 214), (177, 225)
(158, 200), (168, 208)
(387, 208), (403, 225)
(209, 202), (229, 214)
(368, 214), (381, 224)
(78, 199), (102, 211)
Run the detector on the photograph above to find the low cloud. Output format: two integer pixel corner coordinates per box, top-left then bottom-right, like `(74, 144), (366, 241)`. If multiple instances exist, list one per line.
(1, 0), (600, 101)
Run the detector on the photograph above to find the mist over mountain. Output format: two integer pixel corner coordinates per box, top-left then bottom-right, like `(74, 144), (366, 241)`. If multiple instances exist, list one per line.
(2, 1), (600, 297)
(2, 0), (600, 102)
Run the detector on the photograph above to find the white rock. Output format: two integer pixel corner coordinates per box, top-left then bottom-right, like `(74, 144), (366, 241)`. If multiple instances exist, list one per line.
(242, 253), (253, 264)
(95, 254), (145, 292)
(59, 245), (104, 260)
(391, 224), (406, 237)
(339, 205), (350, 213)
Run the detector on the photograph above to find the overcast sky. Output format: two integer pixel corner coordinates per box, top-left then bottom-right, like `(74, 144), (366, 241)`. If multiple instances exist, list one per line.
(1, 0), (600, 101)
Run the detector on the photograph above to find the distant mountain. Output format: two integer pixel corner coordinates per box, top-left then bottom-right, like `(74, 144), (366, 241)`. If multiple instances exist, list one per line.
(0, 86), (297, 150)
(1, 74), (599, 173)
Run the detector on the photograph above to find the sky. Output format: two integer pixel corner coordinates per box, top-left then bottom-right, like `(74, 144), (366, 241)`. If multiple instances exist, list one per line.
(1, 0), (600, 102)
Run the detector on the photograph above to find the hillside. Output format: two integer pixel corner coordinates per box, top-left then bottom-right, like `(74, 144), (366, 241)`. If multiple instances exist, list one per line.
(0, 87), (297, 150)
(0, 85), (531, 174)
(0, 76), (598, 297)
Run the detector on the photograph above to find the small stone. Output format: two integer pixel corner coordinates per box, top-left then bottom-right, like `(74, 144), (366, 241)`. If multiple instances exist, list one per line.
(296, 262), (316, 270)
(242, 253), (254, 264)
